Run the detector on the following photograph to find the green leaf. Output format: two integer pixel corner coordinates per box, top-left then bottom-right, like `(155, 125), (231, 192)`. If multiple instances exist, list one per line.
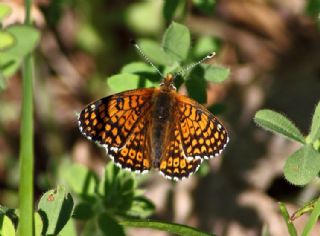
(193, 36), (220, 59)
(34, 212), (43, 236)
(73, 202), (95, 220)
(0, 3), (11, 22)
(0, 31), (15, 50)
(120, 219), (215, 236)
(138, 39), (174, 65)
(162, 22), (191, 62)
(279, 202), (298, 236)
(62, 163), (98, 198)
(308, 101), (320, 142)
(302, 198), (320, 236)
(38, 186), (74, 235)
(121, 62), (154, 74)
(163, 0), (181, 22)
(192, 0), (216, 15)
(121, 62), (160, 83)
(59, 218), (77, 236)
(107, 73), (155, 92)
(0, 25), (40, 78)
(254, 109), (305, 143)
(0, 215), (15, 236)
(126, 1), (164, 35)
(126, 196), (155, 218)
(98, 213), (125, 236)
(208, 103), (226, 115)
(82, 219), (101, 236)
(202, 64), (230, 83)
(186, 66), (207, 104)
(305, 0), (320, 16)
(4, 25), (40, 58)
(284, 146), (320, 185)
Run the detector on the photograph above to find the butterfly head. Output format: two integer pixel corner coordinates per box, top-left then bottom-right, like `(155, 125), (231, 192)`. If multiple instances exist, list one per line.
(160, 73), (176, 91)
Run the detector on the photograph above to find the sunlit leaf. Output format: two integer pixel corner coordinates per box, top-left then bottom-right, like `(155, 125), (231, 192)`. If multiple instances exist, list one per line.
(193, 36), (220, 59)
(0, 31), (15, 50)
(62, 163), (97, 198)
(38, 186), (74, 235)
(254, 110), (305, 143)
(0, 25), (40, 78)
(0, 215), (15, 236)
(162, 22), (190, 62)
(138, 39), (173, 66)
(202, 64), (230, 83)
(107, 73), (155, 92)
(284, 146), (320, 185)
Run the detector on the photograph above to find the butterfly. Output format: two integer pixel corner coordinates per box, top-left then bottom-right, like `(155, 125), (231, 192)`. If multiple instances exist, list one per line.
(78, 72), (229, 181)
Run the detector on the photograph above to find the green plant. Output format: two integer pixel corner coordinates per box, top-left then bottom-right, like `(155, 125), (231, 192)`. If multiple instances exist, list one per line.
(254, 101), (320, 235)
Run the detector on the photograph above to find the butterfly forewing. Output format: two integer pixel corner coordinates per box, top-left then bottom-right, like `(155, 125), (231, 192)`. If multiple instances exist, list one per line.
(78, 88), (154, 173)
(174, 94), (229, 160)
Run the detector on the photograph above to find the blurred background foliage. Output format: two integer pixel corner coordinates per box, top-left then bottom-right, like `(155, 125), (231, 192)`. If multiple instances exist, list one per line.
(0, 0), (320, 235)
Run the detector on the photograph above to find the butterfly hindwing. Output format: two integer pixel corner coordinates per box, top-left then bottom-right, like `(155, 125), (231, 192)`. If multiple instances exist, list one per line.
(159, 123), (202, 180)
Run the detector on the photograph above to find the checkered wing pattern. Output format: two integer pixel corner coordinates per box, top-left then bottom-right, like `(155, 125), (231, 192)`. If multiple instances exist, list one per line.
(174, 94), (229, 160)
(78, 88), (154, 173)
(159, 123), (202, 180)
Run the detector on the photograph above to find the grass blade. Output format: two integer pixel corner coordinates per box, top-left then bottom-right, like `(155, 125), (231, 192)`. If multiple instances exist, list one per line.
(279, 202), (298, 236)
(18, 0), (34, 235)
(120, 219), (215, 236)
(302, 198), (320, 236)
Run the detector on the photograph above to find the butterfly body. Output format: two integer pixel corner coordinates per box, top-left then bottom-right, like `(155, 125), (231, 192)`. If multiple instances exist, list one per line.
(78, 74), (229, 181)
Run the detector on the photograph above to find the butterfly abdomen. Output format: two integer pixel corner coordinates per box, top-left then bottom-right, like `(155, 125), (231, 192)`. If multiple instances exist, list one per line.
(150, 90), (174, 168)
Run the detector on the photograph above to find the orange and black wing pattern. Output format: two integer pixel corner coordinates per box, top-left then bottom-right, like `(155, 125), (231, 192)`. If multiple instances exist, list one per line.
(174, 94), (229, 161)
(78, 88), (154, 173)
(159, 122), (202, 180)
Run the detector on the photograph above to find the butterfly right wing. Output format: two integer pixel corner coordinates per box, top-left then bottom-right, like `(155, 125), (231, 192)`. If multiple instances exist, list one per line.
(159, 121), (202, 181)
(174, 93), (229, 160)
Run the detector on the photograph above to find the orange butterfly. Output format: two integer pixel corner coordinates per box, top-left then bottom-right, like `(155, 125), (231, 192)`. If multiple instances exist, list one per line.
(78, 43), (229, 181)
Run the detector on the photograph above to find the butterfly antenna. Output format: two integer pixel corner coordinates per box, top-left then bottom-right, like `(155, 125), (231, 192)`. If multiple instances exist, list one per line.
(174, 52), (216, 78)
(130, 39), (164, 77)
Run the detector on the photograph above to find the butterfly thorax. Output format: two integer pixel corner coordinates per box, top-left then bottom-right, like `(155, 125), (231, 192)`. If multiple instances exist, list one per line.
(150, 88), (175, 168)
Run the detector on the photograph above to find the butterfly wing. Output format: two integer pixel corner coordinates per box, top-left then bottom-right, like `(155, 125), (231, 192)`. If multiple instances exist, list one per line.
(78, 88), (154, 173)
(159, 122), (202, 181)
(174, 94), (229, 160)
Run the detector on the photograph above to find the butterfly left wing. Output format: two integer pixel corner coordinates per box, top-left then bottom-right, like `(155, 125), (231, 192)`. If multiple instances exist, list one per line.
(109, 111), (152, 173)
(78, 88), (154, 173)
(174, 94), (229, 160)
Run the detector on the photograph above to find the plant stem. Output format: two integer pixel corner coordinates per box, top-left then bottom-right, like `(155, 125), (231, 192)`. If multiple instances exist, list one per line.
(18, 0), (34, 235)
